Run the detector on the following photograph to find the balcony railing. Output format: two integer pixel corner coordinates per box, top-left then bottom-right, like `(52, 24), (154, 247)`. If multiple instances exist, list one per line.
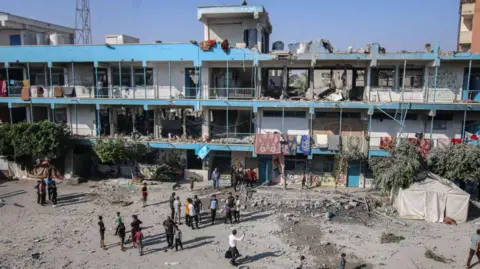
(208, 88), (255, 100)
(369, 88), (460, 103)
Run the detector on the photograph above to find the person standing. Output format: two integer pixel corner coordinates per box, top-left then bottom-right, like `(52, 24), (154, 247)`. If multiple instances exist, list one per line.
(34, 180), (41, 204)
(185, 198), (191, 227)
(234, 195), (241, 224)
(338, 253), (347, 269)
(188, 198), (198, 230)
(173, 196), (182, 224)
(174, 226), (183, 251)
(224, 193), (234, 224)
(115, 212), (122, 235)
(189, 177), (195, 191)
(209, 194), (218, 225)
(130, 215), (142, 246)
(117, 222), (126, 251)
(45, 177), (53, 201)
(231, 166), (238, 192)
(141, 183), (148, 208)
(98, 216), (106, 250)
(467, 229), (480, 268)
(301, 173), (306, 189)
(163, 216), (175, 249)
(247, 168), (257, 187)
(39, 180), (47, 206)
(136, 228), (144, 256)
(51, 183), (58, 205)
(169, 192), (176, 219)
(193, 195), (203, 222)
(211, 167), (220, 190)
(228, 229), (245, 266)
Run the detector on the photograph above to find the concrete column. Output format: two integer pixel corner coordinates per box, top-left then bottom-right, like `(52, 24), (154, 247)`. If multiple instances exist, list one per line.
(201, 65), (209, 99)
(26, 106), (32, 122)
(256, 66), (262, 98)
(366, 66), (372, 102)
(202, 107), (210, 139)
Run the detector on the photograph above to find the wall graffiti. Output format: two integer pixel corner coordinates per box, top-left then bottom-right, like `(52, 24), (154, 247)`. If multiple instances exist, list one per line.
(428, 68), (462, 91)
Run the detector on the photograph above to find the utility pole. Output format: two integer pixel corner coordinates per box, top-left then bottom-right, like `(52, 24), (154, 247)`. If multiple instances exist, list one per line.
(75, 0), (92, 44)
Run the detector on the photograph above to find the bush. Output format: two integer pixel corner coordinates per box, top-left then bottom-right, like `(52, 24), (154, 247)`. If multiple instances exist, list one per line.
(428, 143), (480, 182)
(93, 139), (147, 165)
(0, 121), (72, 166)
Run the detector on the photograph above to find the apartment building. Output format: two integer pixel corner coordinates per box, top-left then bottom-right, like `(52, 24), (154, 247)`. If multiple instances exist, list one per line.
(0, 3), (480, 188)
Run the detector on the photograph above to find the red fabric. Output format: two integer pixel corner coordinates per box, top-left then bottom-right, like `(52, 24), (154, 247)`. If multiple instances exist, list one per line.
(254, 134), (281, 155)
(451, 138), (462, 145)
(200, 40), (216, 51)
(471, 134), (479, 141)
(380, 137), (395, 149)
(407, 138), (418, 145)
(247, 169), (257, 181)
(417, 139), (431, 157)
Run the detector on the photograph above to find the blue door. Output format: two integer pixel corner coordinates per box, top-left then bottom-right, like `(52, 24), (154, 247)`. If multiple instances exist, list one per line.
(9, 35), (21, 46)
(258, 156), (272, 183)
(347, 161), (361, 187)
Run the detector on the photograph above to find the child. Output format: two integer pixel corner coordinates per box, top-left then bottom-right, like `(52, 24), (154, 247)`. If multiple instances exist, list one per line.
(185, 198), (191, 227)
(51, 183), (58, 205)
(234, 195), (241, 224)
(98, 216), (106, 250)
(298, 255), (305, 269)
(117, 222), (126, 251)
(115, 212), (122, 235)
(174, 196), (181, 224)
(209, 194), (218, 225)
(193, 195), (202, 222)
(141, 183), (148, 208)
(338, 253), (346, 269)
(174, 226), (183, 251)
(34, 181), (41, 204)
(189, 177), (195, 191)
(136, 228), (144, 256)
(301, 173), (306, 189)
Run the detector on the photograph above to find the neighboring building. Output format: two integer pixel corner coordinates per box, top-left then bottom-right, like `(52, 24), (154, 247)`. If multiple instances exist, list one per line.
(0, 3), (479, 188)
(105, 34), (140, 45)
(0, 11), (74, 46)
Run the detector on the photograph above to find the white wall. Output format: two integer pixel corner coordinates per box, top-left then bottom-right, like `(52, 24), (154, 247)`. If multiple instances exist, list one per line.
(153, 62), (191, 98)
(0, 29), (21, 46)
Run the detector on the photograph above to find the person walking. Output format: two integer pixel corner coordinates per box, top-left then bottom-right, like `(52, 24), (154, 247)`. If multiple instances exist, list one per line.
(224, 193), (234, 224)
(130, 215), (143, 246)
(98, 216), (106, 250)
(141, 183), (148, 208)
(163, 216), (176, 249)
(173, 196), (182, 224)
(174, 226), (183, 251)
(467, 229), (480, 268)
(211, 167), (220, 190)
(188, 198), (198, 229)
(247, 168), (257, 187)
(185, 198), (191, 227)
(193, 195), (203, 222)
(117, 222), (126, 251)
(169, 192), (176, 219)
(136, 228), (144, 256)
(234, 195), (241, 224)
(34, 180), (41, 204)
(209, 194), (218, 225)
(228, 229), (245, 266)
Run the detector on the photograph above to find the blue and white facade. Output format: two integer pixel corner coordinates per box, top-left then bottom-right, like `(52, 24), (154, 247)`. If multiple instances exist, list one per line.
(0, 4), (479, 187)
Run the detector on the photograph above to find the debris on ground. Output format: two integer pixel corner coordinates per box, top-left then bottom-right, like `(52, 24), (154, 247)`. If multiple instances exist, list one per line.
(424, 248), (450, 263)
(380, 232), (405, 244)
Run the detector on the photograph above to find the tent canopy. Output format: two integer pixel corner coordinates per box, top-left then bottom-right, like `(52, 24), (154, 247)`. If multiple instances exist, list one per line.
(393, 173), (470, 223)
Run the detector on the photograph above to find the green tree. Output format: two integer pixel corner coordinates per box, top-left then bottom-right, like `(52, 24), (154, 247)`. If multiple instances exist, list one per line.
(0, 121), (72, 167)
(93, 139), (147, 164)
(369, 139), (427, 195)
(428, 143), (480, 182)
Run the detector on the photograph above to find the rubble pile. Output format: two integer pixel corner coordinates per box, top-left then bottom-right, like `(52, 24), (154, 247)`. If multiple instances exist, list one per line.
(89, 184), (135, 206)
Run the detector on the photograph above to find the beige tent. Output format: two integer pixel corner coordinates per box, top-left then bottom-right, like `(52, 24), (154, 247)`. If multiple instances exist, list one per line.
(393, 173), (470, 223)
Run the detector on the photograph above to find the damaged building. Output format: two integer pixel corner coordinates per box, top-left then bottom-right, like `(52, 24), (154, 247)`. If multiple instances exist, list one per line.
(0, 2), (480, 187)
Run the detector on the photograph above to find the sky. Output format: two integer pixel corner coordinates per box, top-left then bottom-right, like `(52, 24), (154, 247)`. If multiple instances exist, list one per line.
(0, 0), (460, 52)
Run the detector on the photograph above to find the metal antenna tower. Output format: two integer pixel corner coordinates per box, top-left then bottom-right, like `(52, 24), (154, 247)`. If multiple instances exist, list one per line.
(75, 0), (92, 44)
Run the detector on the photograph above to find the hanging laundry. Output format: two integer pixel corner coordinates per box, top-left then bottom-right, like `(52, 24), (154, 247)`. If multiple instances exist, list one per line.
(380, 137), (396, 149)
(313, 134), (328, 148)
(54, 86), (63, 97)
(341, 136), (367, 155)
(417, 139), (431, 157)
(63, 87), (75, 97)
(451, 138), (462, 145)
(283, 135), (297, 155)
(221, 39), (229, 53)
(254, 134), (281, 155)
(37, 86), (44, 97)
(327, 135), (340, 151)
(21, 87), (30, 101)
(200, 40), (216, 51)
(23, 80), (30, 87)
(0, 80), (6, 97)
(300, 135), (311, 155)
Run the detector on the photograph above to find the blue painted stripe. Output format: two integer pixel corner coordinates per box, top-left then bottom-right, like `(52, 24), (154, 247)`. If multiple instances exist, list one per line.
(368, 150), (388, 157)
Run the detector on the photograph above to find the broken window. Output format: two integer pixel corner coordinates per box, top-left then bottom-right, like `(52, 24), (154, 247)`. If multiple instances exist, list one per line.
(399, 69), (423, 88)
(210, 110), (254, 139)
(134, 68), (153, 86)
(261, 68), (284, 99)
(372, 69), (395, 87)
(210, 68), (254, 99)
(54, 108), (67, 124)
(99, 108), (111, 136)
(312, 68), (362, 101)
(186, 150), (203, 169)
(287, 69), (309, 99)
(312, 156), (334, 174)
(32, 107), (49, 122)
(30, 67), (65, 86)
(211, 151), (232, 175)
(11, 107), (27, 123)
(112, 67), (132, 86)
(285, 155), (307, 175)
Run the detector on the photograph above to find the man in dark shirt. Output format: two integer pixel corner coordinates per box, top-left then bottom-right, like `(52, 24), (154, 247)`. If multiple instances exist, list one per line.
(163, 216), (176, 249)
(130, 215), (143, 246)
(169, 192), (176, 219)
(98, 216), (106, 250)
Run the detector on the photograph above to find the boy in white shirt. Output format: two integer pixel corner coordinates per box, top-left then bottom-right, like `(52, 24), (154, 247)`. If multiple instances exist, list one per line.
(188, 198), (198, 229)
(228, 229), (245, 266)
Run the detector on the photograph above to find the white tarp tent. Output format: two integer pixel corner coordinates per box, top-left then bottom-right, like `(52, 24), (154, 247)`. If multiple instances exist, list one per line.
(393, 173), (470, 223)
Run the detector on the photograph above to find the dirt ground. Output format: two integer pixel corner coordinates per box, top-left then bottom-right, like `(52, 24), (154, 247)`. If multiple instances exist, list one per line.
(0, 179), (479, 269)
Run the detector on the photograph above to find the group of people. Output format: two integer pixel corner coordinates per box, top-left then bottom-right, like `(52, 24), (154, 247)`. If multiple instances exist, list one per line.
(211, 166), (258, 192)
(34, 177), (57, 206)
